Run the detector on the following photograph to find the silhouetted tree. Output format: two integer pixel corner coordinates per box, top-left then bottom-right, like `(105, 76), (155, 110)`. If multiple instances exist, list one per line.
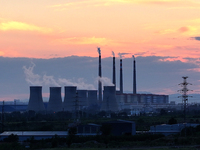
(168, 117), (177, 125)
(3, 134), (18, 143)
(100, 124), (112, 136)
(160, 109), (167, 115)
(67, 127), (77, 148)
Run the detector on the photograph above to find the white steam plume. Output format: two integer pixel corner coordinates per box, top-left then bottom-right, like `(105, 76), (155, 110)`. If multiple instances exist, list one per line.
(58, 78), (96, 90)
(98, 76), (114, 86)
(23, 63), (60, 87)
(112, 51), (115, 57)
(43, 75), (60, 87)
(23, 62), (42, 86)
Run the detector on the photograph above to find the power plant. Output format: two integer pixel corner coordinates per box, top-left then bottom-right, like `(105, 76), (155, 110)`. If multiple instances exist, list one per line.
(26, 47), (169, 113)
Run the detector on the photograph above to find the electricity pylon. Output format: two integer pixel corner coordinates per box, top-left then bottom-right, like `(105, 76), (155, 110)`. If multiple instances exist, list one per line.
(178, 76), (192, 122)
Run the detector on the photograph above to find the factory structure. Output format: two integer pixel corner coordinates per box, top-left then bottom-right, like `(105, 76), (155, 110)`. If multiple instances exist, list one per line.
(27, 48), (169, 113)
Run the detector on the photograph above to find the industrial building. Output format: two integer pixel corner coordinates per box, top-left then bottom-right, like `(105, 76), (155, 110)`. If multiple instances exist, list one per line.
(25, 47), (168, 113)
(102, 120), (136, 136)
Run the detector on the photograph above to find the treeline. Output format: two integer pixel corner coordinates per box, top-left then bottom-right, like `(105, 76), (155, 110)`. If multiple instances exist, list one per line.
(2, 129), (200, 150)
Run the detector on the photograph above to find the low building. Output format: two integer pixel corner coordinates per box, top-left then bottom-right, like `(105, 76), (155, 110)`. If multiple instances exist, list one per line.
(0, 131), (68, 141)
(149, 123), (200, 136)
(103, 119), (136, 135)
(77, 123), (101, 135)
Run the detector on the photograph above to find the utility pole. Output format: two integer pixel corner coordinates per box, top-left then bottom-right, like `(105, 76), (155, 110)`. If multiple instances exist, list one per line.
(1, 101), (4, 132)
(178, 76), (192, 123)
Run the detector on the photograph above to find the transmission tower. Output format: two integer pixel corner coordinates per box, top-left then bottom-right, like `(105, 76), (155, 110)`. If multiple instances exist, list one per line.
(178, 76), (192, 122)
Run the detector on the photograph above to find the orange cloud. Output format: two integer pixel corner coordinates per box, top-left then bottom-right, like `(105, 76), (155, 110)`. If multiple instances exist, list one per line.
(158, 57), (185, 62)
(187, 68), (200, 72)
(0, 51), (4, 56)
(0, 21), (52, 33)
(178, 26), (189, 33)
(49, 0), (196, 10)
(156, 26), (198, 35)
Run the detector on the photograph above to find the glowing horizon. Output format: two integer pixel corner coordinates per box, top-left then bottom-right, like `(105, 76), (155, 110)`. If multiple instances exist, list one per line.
(0, 0), (200, 60)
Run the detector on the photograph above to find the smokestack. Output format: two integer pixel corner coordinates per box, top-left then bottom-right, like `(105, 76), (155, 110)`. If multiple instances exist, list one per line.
(112, 51), (116, 86)
(133, 56), (137, 94)
(98, 47), (102, 102)
(47, 87), (62, 112)
(120, 59), (123, 94)
(27, 86), (45, 112)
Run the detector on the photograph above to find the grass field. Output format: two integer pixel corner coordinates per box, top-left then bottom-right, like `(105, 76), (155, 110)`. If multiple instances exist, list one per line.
(40, 146), (198, 150)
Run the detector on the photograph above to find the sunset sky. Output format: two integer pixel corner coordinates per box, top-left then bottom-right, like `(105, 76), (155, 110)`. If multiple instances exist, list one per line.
(0, 0), (200, 102)
(1, 0), (200, 59)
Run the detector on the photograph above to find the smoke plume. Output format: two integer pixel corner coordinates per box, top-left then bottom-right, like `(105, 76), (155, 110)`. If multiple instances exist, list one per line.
(132, 55), (135, 60)
(97, 47), (101, 55)
(118, 52), (122, 59)
(112, 51), (115, 57)
(118, 52), (130, 59)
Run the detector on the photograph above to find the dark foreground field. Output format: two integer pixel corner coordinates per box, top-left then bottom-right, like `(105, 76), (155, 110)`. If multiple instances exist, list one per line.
(41, 147), (200, 150)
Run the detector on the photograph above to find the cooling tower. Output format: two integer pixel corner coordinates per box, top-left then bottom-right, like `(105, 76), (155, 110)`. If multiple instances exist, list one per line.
(112, 56), (116, 86)
(63, 86), (77, 111)
(27, 86), (45, 112)
(98, 47), (102, 102)
(101, 86), (119, 112)
(47, 87), (62, 112)
(120, 59), (123, 94)
(88, 90), (98, 106)
(133, 56), (137, 94)
(77, 90), (88, 109)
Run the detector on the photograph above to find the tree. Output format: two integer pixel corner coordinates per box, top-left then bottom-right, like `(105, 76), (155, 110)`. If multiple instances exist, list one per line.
(67, 127), (77, 148)
(160, 109), (167, 115)
(3, 134), (19, 143)
(100, 124), (112, 136)
(168, 117), (177, 125)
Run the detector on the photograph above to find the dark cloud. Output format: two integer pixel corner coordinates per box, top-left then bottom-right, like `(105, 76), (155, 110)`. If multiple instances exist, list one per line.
(0, 56), (199, 101)
(191, 37), (200, 41)
(134, 51), (149, 56)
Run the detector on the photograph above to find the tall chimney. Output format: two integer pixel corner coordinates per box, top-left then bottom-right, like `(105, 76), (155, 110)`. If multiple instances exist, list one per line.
(133, 56), (137, 94)
(120, 59), (123, 94)
(98, 47), (102, 102)
(112, 56), (116, 86)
